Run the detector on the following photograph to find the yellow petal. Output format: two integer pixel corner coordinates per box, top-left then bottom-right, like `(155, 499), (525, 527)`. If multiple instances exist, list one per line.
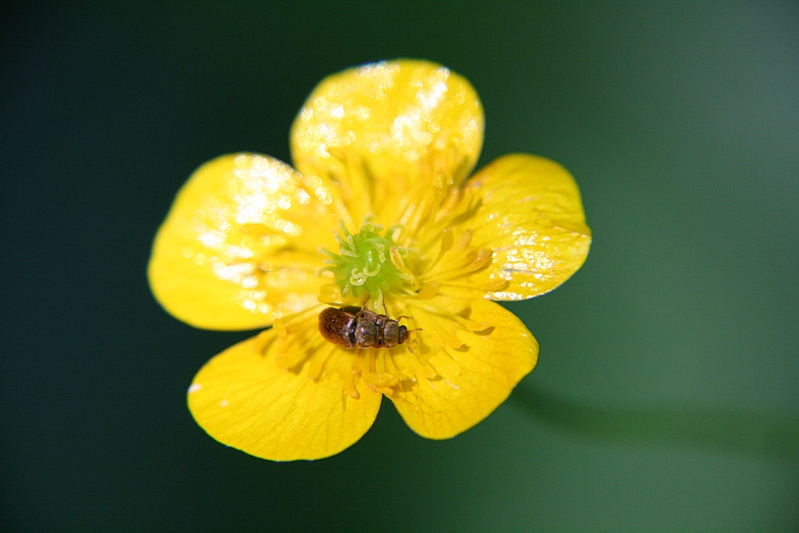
(188, 333), (382, 461)
(148, 154), (339, 330)
(290, 59), (484, 227)
(445, 154), (591, 300)
(389, 298), (538, 439)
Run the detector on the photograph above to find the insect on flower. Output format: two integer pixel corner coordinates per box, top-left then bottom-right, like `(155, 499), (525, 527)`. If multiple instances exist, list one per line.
(318, 306), (416, 350)
(148, 59), (591, 461)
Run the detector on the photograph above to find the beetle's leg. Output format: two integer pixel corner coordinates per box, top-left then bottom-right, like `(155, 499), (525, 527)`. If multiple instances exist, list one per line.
(404, 326), (423, 353)
(406, 334), (422, 354)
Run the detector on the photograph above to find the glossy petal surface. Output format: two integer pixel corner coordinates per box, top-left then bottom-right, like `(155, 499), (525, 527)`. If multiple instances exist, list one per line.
(148, 154), (339, 330)
(188, 333), (382, 461)
(454, 154), (591, 300)
(390, 298), (538, 439)
(290, 60), (484, 227)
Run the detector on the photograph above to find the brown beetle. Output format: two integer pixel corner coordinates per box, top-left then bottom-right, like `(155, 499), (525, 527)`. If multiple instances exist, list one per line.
(318, 306), (411, 349)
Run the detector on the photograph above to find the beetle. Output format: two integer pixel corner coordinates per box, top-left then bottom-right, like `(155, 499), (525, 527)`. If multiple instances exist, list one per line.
(318, 306), (412, 349)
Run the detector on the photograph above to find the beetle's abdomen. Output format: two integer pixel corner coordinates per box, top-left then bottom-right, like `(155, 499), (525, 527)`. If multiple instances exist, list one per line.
(354, 315), (378, 347)
(318, 307), (357, 349)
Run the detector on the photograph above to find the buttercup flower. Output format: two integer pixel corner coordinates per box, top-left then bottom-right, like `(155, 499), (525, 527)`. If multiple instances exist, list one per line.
(148, 60), (591, 461)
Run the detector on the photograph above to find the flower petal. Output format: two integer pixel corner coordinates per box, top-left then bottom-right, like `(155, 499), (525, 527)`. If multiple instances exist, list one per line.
(148, 154), (339, 330)
(389, 298), (538, 439)
(443, 154), (591, 300)
(290, 59), (484, 228)
(188, 333), (382, 461)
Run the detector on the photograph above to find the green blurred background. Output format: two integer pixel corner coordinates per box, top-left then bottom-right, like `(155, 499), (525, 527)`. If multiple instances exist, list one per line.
(2, 1), (797, 531)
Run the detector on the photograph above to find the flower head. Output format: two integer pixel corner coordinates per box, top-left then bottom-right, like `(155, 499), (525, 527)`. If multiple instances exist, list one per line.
(148, 60), (591, 461)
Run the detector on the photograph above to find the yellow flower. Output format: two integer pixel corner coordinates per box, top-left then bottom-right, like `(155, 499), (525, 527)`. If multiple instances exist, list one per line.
(148, 60), (591, 461)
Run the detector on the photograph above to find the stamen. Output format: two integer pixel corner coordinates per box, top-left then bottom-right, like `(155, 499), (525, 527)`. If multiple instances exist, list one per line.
(273, 326), (325, 371)
(415, 185), (481, 254)
(413, 282), (439, 299)
(273, 304), (323, 332)
(383, 352), (408, 382)
(326, 148), (374, 218)
(362, 353), (399, 394)
(433, 168), (450, 199)
(390, 163), (453, 244)
(481, 279), (509, 292)
(274, 349), (310, 370)
(317, 283), (343, 304)
(307, 345), (335, 382)
(416, 364), (438, 379)
(376, 349), (386, 374)
(423, 227), (455, 275)
(273, 318), (287, 337)
(449, 313), (491, 333)
(421, 247), (494, 287)
(389, 248), (415, 283)
(252, 328), (275, 355)
(465, 248), (492, 272)
(386, 224), (404, 241)
(454, 229), (473, 252)
(344, 369), (360, 399)
(405, 168), (450, 238)
(268, 304), (327, 369)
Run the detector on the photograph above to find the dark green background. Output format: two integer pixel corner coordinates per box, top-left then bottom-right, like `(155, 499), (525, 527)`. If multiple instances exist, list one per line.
(2, 2), (797, 531)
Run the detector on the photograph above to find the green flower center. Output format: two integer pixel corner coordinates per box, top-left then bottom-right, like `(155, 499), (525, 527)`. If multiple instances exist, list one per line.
(322, 218), (415, 308)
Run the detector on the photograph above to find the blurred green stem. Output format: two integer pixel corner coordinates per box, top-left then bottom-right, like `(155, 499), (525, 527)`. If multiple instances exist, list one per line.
(509, 385), (799, 460)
